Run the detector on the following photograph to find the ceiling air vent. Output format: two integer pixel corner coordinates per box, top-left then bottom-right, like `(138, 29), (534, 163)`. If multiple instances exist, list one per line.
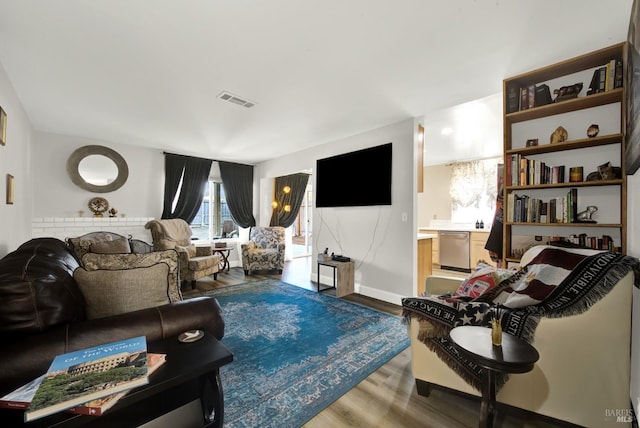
(217, 91), (256, 108)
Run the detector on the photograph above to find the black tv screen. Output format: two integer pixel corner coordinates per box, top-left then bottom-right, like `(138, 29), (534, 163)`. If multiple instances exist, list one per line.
(315, 143), (392, 207)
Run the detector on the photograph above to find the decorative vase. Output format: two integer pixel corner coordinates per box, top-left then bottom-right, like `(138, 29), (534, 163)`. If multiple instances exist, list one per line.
(491, 318), (502, 347)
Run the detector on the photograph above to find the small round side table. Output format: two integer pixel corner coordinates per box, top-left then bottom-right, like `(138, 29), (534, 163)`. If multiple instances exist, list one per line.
(211, 245), (234, 273)
(449, 326), (539, 428)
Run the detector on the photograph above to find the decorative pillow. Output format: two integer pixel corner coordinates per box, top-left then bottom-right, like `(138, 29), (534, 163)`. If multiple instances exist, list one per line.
(80, 250), (181, 303)
(454, 263), (516, 298)
(68, 232), (116, 261)
(75, 264), (171, 319)
(90, 236), (131, 254)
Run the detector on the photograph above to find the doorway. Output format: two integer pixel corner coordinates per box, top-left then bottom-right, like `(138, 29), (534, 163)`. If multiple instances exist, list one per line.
(292, 182), (312, 258)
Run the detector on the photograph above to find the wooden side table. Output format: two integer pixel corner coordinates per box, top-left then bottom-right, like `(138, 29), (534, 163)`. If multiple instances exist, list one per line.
(212, 246), (234, 272)
(449, 326), (539, 428)
(317, 258), (355, 297)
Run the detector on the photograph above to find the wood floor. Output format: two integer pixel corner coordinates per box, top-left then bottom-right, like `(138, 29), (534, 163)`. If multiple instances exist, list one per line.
(182, 258), (568, 428)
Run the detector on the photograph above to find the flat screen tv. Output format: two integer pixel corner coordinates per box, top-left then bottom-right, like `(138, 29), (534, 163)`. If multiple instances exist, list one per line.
(315, 143), (392, 207)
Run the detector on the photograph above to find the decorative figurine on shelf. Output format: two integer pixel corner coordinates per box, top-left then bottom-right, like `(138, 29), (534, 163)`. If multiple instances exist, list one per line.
(108, 207), (118, 217)
(550, 126), (568, 144)
(586, 161), (622, 181)
(88, 197), (108, 217)
(576, 206), (598, 223)
(587, 124), (600, 138)
(525, 138), (539, 147)
(553, 82), (583, 102)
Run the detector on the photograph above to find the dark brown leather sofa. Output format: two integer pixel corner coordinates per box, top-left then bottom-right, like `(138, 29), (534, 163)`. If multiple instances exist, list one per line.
(0, 238), (225, 397)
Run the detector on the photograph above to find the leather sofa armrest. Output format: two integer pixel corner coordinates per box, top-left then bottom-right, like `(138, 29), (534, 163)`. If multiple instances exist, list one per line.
(0, 297), (224, 397)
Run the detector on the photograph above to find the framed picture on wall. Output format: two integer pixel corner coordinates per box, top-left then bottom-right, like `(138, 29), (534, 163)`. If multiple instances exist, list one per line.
(0, 106), (6, 146)
(6, 174), (14, 204)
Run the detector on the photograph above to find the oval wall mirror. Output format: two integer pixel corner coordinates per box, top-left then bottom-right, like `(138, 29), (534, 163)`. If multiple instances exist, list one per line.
(67, 145), (129, 193)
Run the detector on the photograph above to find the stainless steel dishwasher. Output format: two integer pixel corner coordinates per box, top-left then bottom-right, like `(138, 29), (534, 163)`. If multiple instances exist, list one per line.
(438, 231), (471, 272)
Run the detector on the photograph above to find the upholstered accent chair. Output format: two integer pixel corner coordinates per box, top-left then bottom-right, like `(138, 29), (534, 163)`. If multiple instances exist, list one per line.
(145, 219), (221, 288)
(241, 226), (285, 275)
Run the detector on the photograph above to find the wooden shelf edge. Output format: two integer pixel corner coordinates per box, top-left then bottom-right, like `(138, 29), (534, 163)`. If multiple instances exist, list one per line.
(506, 133), (623, 155)
(506, 179), (623, 190)
(506, 222), (623, 228)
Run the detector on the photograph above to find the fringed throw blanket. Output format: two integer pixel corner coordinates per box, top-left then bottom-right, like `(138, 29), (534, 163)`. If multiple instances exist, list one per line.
(402, 245), (640, 392)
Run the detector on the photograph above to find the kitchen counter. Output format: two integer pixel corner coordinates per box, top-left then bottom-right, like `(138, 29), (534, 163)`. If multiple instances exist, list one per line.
(417, 233), (437, 240)
(419, 226), (490, 233)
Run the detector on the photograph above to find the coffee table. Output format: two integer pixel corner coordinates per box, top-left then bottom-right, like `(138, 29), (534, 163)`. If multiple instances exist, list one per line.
(2, 332), (233, 427)
(449, 326), (539, 428)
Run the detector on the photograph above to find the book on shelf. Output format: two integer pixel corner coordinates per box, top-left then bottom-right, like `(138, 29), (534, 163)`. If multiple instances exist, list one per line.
(520, 87), (529, 111)
(66, 353), (166, 416)
(24, 336), (149, 422)
(527, 85), (536, 109)
(507, 86), (519, 113)
(534, 84), (552, 107)
(614, 59), (623, 88)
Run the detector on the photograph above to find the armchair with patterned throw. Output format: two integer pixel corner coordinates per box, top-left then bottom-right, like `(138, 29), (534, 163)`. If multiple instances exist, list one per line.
(241, 226), (285, 275)
(145, 219), (221, 289)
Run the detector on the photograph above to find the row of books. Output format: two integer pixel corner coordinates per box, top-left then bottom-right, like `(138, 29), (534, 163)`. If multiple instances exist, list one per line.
(587, 59), (623, 95)
(507, 189), (578, 224)
(507, 153), (566, 186)
(510, 235), (617, 258)
(506, 84), (550, 113)
(0, 336), (166, 421)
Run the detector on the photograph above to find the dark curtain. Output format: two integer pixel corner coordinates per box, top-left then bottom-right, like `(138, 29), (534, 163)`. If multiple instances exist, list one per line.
(161, 154), (186, 219)
(219, 161), (257, 228)
(161, 154), (213, 223)
(270, 173), (310, 227)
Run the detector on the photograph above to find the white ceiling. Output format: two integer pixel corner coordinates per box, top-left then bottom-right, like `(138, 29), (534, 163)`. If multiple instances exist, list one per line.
(0, 0), (633, 165)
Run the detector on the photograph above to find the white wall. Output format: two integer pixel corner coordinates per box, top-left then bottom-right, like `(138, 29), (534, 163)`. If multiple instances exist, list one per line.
(255, 119), (416, 304)
(417, 164), (453, 227)
(32, 132), (164, 219)
(0, 63), (33, 257)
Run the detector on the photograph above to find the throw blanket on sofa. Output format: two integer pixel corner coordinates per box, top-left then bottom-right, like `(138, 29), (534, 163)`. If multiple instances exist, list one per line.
(402, 246), (640, 392)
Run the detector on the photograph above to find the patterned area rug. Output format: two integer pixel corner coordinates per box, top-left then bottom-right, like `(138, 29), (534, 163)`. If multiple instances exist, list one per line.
(188, 279), (409, 428)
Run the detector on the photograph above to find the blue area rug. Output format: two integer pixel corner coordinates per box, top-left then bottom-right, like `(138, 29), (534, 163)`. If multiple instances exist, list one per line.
(191, 279), (409, 428)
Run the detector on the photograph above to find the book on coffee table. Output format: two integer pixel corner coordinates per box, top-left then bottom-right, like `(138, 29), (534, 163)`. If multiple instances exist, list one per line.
(66, 352), (166, 416)
(0, 352), (165, 417)
(24, 336), (149, 422)
(0, 375), (45, 410)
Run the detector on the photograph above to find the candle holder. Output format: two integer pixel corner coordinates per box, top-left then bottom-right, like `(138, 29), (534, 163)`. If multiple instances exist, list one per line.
(491, 306), (503, 347)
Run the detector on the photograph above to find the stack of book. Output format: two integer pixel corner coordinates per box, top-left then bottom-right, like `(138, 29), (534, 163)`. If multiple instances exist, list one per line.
(0, 336), (166, 421)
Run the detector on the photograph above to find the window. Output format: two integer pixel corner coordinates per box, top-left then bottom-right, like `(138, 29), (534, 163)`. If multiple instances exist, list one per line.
(450, 158), (501, 224)
(190, 181), (237, 241)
